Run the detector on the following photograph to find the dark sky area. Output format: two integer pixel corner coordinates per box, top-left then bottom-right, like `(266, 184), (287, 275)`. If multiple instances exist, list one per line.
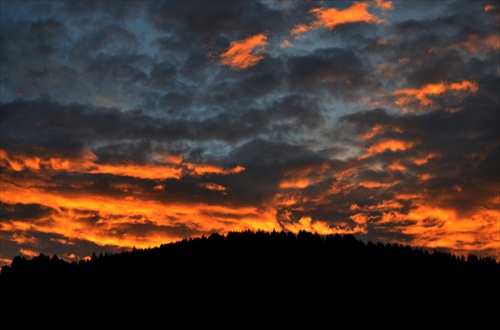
(1, 0), (499, 267)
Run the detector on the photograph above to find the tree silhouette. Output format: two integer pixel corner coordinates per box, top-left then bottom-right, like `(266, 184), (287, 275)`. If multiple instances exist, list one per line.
(0, 230), (498, 329)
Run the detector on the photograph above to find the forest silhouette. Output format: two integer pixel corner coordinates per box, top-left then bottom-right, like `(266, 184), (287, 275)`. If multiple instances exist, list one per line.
(1, 230), (499, 329)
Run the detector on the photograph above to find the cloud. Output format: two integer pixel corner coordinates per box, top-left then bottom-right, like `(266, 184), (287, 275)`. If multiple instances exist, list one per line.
(0, 148), (245, 181)
(286, 47), (366, 95)
(484, 4), (496, 12)
(215, 33), (268, 69)
(393, 80), (479, 109)
(291, 2), (386, 36)
(373, 0), (393, 11)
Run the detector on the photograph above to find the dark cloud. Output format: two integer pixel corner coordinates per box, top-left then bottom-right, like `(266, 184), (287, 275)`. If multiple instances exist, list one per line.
(286, 47), (367, 97)
(59, 0), (145, 22)
(147, 1), (283, 37)
(1, 202), (56, 222)
(72, 24), (138, 54)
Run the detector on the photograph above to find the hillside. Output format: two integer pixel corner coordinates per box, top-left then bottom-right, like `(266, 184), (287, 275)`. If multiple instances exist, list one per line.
(1, 230), (499, 329)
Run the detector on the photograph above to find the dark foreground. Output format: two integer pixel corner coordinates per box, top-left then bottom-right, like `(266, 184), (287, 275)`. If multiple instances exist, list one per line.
(1, 230), (499, 329)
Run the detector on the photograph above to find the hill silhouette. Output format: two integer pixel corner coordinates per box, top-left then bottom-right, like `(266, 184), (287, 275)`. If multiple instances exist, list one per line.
(1, 230), (499, 329)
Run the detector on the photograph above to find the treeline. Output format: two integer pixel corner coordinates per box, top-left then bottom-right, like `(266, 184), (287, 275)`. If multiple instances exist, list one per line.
(1, 230), (499, 329)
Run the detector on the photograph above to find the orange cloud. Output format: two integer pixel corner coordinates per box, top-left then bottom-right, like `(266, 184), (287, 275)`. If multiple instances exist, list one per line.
(394, 80), (478, 107)
(377, 202), (499, 260)
(387, 161), (407, 172)
(280, 179), (311, 189)
(360, 123), (403, 139)
(281, 216), (367, 236)
(0, 149), (245, 180)
(279, 39), (293, 48)
(0, 179), (280, 251)
(200, 183), (227, 192)
(185, 163), (245, 176)
(91, 163), (183, 180)
(373, 0), (393, 10)
(412, 152), (441, 166)
(218, 33), (268, 69)
(358, 139), (416, 160)
(484, 4), (495, 12)
(291, 2), (385, 35)
(357, 181), (399, 189)
(344, 191), (499, 261)
(1, 149), (97, 172)
(279, 163), (332, 189)
(460, 34), (500, 53)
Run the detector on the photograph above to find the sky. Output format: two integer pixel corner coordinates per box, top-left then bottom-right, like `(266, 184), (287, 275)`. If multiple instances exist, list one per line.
(0, 0), (499, 267)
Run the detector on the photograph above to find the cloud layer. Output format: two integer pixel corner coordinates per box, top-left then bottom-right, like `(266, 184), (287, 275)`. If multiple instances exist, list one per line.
(1, 0), (498, 266)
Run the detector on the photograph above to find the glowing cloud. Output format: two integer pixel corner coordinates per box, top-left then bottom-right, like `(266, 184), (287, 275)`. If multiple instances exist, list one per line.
(373, 0), (393, 10)
(484, 4), (495, 12)
(460, 34), (500, 53)
(279, 39), (293, 48)
(185, 163), (245, 176)
(280, 216), (366, 236)
(0, 180), (280, 251)
(360, 124), (403, 139)
(291, 2), (386, 36)
(394, 80), (478, 107)
(90, 163), (183, 180)
(358, 139), (416, 159)
(279, 163), (332, 189)
(217, 33), (268, 69)
(200, 183), (227, 192)
(0, 149), (245, 180)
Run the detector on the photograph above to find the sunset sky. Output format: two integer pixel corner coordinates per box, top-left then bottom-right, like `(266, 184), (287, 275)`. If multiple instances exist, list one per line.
(1, 0), (499, 267)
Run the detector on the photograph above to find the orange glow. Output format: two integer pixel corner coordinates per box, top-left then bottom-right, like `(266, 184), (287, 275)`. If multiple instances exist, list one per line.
(359, 139), (415, 160)
(350, 204), (361, 211)
(161, 154), (184, 165)
(368, 139), (415, 153)
(291, 2), (385, 35)
(153, 184), (165, 191)
(280, 179), (311, 189)
(281, 216), (366, 235)
(11, 233), (38, 245)
(349, 213), (370, 225)
(361, 124), (386, 139)
(449, 80), (480, 92)
(19, 249), (40, 258)
(387, 161), (407, 171)
(412, 152), (441, 166)
(280, 39), (293, 48)
(0, 149), (245, 180)
(484, 4), (495, 12)
(373, 0), (393, 10)
(357, 181), (399, 189)
(0, 179), (281, 250)
(418, 173), (433, 181)
(373, 200), (404, 210)
(1, 149), (42, 171)
(361, 124), (403, 139)
(394, 80), (479, 107)
(431, 34), (500, 55)
(374, 195), (500, 260)
(218, 34), (268, 69)
(91, 163), (183, 180)
(200, 183), (227, 192)
(185, 163), (245, 176)
(279, 163), (331, 189)
(1, 148), (97, 172)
